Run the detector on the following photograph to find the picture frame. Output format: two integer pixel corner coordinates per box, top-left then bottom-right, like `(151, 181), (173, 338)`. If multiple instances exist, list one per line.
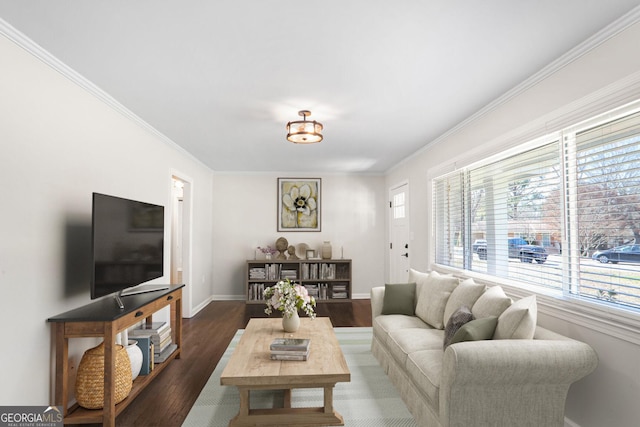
(277, 178), (321, 232)
(306, 249), (316, 259)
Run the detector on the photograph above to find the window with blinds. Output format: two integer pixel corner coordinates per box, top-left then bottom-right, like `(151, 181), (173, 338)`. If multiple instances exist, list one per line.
(433, 101), (640, 311)
(572, 110), (640, 308)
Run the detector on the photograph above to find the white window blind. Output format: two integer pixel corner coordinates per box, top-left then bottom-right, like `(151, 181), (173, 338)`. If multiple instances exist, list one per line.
(433, 101), (640, 311)
(468, 142), (561, 287)
(573, 110), (640, 308)
(433, 171), (464, 269)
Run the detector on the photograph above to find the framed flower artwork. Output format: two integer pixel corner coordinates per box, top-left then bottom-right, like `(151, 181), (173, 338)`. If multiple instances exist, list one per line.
(277, 178), (321, 231)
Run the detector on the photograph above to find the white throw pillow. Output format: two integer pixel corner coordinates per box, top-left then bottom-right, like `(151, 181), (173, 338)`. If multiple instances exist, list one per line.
(443, 278), (487, 325)
(494, 295), (537, 339)
(471, 285), (512, 319)
(408, 268), (431, 301)
(414, 271), (459, 329)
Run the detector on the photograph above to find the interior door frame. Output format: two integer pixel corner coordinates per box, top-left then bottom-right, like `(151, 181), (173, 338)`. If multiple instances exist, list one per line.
(389, 181), (410, 283)
(170, 170), (193, 318)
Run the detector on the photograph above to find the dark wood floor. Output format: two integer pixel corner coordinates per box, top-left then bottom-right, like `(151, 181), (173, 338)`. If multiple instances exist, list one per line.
(91, 299), (372, 427)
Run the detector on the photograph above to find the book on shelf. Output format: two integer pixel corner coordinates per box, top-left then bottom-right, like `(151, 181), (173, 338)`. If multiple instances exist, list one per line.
(304, 283), (329, 300)
(130, 322), (172, 346)
(134, 336), (153, 375)
(320, 263), (336, 280)
(249, 283), (265, 300)
(270, 338), (310, 352)
(156, 335), (173, 355)
(264, 263), (282, 280)
(130, 321), (169, 335)
(154, 343), (178, 363)
(301, 263), (319, 280)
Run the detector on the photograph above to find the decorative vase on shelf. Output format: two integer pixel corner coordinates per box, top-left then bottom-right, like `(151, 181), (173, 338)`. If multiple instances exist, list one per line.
(265, 252), (272, 260)
(282, 311), (300, 333)
(125, 340), (143, 381)
(321, 241), (332, 260)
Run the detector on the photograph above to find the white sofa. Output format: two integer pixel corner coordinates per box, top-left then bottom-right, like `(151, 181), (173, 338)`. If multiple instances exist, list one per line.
(370, 269), (598, 427)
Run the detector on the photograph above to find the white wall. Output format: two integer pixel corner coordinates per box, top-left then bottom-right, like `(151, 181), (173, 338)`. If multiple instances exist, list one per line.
(212, 173), (386, 300)
(385, 21), (640, 427)
(0, 33), (214, 405)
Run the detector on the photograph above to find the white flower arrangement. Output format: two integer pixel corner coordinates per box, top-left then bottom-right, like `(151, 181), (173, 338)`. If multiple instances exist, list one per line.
(264, 278), (316, 319)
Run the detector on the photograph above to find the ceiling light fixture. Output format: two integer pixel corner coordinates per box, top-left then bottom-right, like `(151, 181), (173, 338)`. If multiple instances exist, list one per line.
(286, 110), (323, 144)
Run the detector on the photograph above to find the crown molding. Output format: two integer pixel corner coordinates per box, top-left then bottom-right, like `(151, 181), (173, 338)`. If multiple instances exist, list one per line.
(388, 5), (640, 175)
(0, 17), (211, 172)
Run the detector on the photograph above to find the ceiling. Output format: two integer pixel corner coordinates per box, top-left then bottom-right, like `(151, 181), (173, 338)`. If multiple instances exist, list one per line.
(1, 1), (640, 173)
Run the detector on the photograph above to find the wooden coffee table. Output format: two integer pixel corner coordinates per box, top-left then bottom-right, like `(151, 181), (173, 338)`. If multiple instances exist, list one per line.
(220, 317), (351, 426)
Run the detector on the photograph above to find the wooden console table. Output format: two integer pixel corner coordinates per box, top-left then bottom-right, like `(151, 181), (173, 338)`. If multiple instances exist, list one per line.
(47, 284), (184, 427)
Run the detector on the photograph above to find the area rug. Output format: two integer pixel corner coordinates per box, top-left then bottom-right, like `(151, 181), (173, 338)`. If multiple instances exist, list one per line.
(182, 327), (417, 427)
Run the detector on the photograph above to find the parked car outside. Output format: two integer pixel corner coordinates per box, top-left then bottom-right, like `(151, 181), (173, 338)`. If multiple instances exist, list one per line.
(476, 238), (547, 263)
(592, 244), (640, 264)
(472, 239), (486, 253)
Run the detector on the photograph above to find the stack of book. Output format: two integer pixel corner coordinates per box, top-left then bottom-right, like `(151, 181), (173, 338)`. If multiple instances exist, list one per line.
(270, 338), (310, 361)
(249, 267), (266, 279)
(332, 284), (348, 299)
(130, 321), (177, 364)
(280, 269), (297, 280)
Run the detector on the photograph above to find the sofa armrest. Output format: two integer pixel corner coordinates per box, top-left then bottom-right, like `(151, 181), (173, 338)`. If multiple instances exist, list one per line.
(440, 338), (598, 426)
(370, 286), (385, 318)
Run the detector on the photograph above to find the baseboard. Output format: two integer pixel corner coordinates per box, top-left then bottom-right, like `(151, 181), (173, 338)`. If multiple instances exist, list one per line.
(190, 295), (215, 317)
(213, 294), (245, 301)
(352, 293), (371, 299)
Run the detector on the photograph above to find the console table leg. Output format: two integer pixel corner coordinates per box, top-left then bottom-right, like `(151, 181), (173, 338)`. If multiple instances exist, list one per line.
(103, 324), (117, 427)
(53, 323), (68, 416)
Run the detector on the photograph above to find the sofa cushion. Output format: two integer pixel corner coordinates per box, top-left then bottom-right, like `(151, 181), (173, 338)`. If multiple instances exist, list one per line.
(471, 285), (512, 319)
(443, 278), (486, 325)
(415, 271), (459, 329)
(406, 350), (442, 409)
(373, 315), (431, 346)
(443, 305), (474, 348)
(494, 295), (537, 339)
(381, 282), (416, 315)
(450, 316), (498, 344)
(387, 328), (444, 366)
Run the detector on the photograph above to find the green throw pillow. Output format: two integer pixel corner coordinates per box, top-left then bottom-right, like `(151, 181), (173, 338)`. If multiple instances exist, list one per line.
(381, 282), (416, 315)
(449, 316), (498, 345)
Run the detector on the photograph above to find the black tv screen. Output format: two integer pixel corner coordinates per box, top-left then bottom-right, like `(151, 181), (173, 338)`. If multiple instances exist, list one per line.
(91, 193), (164, 299)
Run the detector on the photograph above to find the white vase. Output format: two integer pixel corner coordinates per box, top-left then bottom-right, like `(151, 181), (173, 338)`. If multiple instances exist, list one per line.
(282, 311), (300, 333)
(321, 241), (332, 260)
(125, 340), (143, 381)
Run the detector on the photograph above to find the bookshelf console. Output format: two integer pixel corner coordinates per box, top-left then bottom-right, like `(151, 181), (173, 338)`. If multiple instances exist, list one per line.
(246, 259), (352, 304)
(47, 284), (184, 427)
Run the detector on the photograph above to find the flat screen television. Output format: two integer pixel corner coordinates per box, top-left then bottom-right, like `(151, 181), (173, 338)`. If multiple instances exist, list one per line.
(91, 192), (166, 306)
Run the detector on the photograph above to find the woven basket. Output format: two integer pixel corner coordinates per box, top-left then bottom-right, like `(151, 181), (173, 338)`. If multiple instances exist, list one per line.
(75, 343), (132, 409)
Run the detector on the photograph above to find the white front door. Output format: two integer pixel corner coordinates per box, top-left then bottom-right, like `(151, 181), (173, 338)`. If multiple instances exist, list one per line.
(389, 183), (410, 283)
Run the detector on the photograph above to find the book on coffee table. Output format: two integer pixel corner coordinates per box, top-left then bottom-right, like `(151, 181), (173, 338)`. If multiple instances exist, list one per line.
(270, 338), (310, 352)
(270, 349), (310, 361)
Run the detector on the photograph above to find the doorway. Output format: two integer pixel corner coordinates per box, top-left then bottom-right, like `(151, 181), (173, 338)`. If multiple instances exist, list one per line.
(171, 174), (192, 318)
(389, 182), (410, 283)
